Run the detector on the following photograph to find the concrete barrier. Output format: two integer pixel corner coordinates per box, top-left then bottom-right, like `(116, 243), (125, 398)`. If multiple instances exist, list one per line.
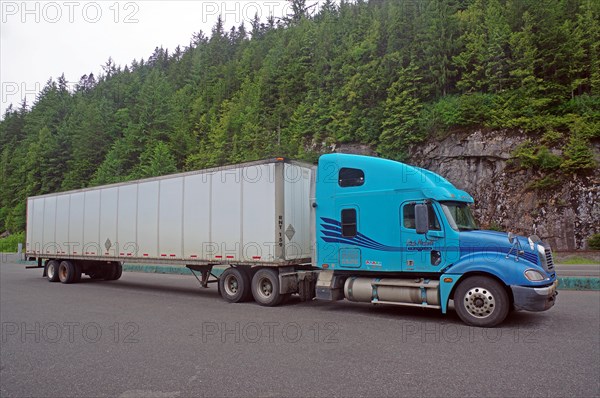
(557, 277), (600, 291)
(13, 257), (599, 290)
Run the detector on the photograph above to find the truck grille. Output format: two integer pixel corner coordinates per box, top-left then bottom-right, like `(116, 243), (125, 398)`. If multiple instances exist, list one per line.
(545, 248), (554, 272)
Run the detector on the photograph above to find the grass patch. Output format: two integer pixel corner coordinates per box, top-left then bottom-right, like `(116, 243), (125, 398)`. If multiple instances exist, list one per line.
(0, 232), (25, 253)
(557, 255), (600, 265)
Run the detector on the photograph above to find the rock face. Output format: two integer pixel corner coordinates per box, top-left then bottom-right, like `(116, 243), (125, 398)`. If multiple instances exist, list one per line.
(407, 130), (600, 251)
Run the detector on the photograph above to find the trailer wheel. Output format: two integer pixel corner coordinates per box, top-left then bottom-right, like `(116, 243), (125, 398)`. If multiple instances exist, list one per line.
(239, 267), (254, 301)
(454, 276), (509, 327)
(72, 262), (82, 283)
(113, 263), (123, 280)
(103, 263), (116, 280)
(281, 293), (292, 304)
(58, 261), (76, 284)
(219, 267), (250, 303)
(104, 262), (122, 281)
(251, 268), (284, 307)
(46, 260), (60, 282)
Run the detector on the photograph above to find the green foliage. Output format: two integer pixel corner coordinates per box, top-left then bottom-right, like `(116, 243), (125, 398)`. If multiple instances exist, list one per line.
(512, 141), (562, 171)
(541, 129), (563, 146)
(526, 175), (561, 191)
(588, 234), (600, 250)
(488, 222), (504, 232)
(558, 256), (600, 265)
(0, 231), (25, 253)
(560, 134), (597, 173)
(135, 141), (178, 179)
(378, 62), (424, 160)
(0, 0), (599, 232)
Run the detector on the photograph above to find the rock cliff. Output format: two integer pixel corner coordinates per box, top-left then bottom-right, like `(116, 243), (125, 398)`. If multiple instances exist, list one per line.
(333, 130), (599, 250)
(407, 130), (600, 251)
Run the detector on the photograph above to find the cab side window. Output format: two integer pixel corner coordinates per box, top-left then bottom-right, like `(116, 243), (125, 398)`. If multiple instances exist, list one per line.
(402, 203), (441, 231)
(339, 168), (364, 187)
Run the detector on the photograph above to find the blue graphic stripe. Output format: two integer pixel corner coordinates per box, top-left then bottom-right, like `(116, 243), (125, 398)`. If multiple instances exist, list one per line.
(321, 217), (384, 247)
(320, 227), (395, 251)
(321, 236), (401, 252)
(319, 217), (539, 263)
(320, 217), (402, 251)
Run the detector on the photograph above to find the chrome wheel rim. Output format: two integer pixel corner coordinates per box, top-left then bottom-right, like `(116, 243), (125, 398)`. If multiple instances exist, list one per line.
(257, 277), (273, 300)
(59, 264), (68, 281)
(463, 287), (496, 318)
(224, 274), (239, 296)
(48, 263), (56, 279)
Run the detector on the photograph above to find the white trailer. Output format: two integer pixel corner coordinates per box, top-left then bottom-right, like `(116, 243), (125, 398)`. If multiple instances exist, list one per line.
(26, 158), (317, 305)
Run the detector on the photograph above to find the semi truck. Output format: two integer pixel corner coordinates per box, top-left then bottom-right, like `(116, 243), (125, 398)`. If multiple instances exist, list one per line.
(25, 154), (558, 327)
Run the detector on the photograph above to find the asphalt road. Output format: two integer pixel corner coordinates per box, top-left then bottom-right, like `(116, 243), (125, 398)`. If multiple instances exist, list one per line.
(1, 258), (599, 398)
(554, 263), (600, 277)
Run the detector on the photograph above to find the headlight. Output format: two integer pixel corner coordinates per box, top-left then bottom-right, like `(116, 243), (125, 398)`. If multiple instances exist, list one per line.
(524, 269), (546, 282)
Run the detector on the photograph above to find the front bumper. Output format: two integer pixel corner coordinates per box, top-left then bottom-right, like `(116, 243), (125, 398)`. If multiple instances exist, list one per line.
(511, 280), (558, 312)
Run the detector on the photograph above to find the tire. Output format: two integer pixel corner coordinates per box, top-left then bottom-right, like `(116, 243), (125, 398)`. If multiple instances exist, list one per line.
(251, 268), (284, 307)
(46, 260), (60, 282)
(454, 276), (510, 327)
(104, 262), (120, 280)
(112, 263), (123, 281)
(72, 262), (82, 283)
(280, 293), (292, 304)
(58, 261), (76, 284)
(219, 267), (250, 303)
(298, 278), (315, 302)
(238, 267), (254, 301)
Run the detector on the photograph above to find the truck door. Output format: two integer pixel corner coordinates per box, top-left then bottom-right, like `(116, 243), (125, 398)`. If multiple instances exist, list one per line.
(337, 206), (362, 269)
(400, 201), (446, 272)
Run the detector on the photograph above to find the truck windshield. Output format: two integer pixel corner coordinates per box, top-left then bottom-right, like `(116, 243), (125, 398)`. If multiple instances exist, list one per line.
(440, 202), (479, 231)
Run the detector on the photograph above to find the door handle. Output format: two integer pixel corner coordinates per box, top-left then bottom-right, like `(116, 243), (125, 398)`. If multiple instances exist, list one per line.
(431, 250), (441, 266)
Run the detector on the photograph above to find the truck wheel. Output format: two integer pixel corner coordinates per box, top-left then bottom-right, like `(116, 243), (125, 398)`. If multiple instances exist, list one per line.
(454, 276), (509, 327)
(298, 278), (315, 302)
(58, 261), (76, 284)
(72, 262), (82, 283)
(103, 262), (121, 281)
(104, 262), (119, 280)
(113, 263), (123, 280)
(46, 260), (60, 282)
(239, 267), (254, 301)
(251, 268), (284, 307)
(219, 267), (250, 303)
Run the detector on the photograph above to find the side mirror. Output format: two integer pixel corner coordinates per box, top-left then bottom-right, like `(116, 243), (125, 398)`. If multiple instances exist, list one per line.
(415, 204), (429, 235)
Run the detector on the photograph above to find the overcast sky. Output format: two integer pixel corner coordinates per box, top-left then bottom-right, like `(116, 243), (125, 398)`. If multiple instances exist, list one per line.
(1, 1), (323, 116)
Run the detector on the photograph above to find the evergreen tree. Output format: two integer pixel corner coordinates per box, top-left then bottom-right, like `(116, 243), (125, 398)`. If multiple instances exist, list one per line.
(0, 0), (598, 233)
(378, 62), (423, 160)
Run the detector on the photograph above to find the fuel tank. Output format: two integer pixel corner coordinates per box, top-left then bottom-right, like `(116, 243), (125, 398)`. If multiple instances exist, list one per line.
(344, 277), (440, 306)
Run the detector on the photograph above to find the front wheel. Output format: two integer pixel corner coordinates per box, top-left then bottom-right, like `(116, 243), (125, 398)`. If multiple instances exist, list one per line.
(454, 276), (510, 327)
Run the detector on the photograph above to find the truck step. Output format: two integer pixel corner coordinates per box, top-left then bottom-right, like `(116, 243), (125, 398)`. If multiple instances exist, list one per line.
(371, 300), (441, 309)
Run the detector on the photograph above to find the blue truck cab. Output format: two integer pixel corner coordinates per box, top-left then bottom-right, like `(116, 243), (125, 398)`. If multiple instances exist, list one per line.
(313, 153), (558, 327)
